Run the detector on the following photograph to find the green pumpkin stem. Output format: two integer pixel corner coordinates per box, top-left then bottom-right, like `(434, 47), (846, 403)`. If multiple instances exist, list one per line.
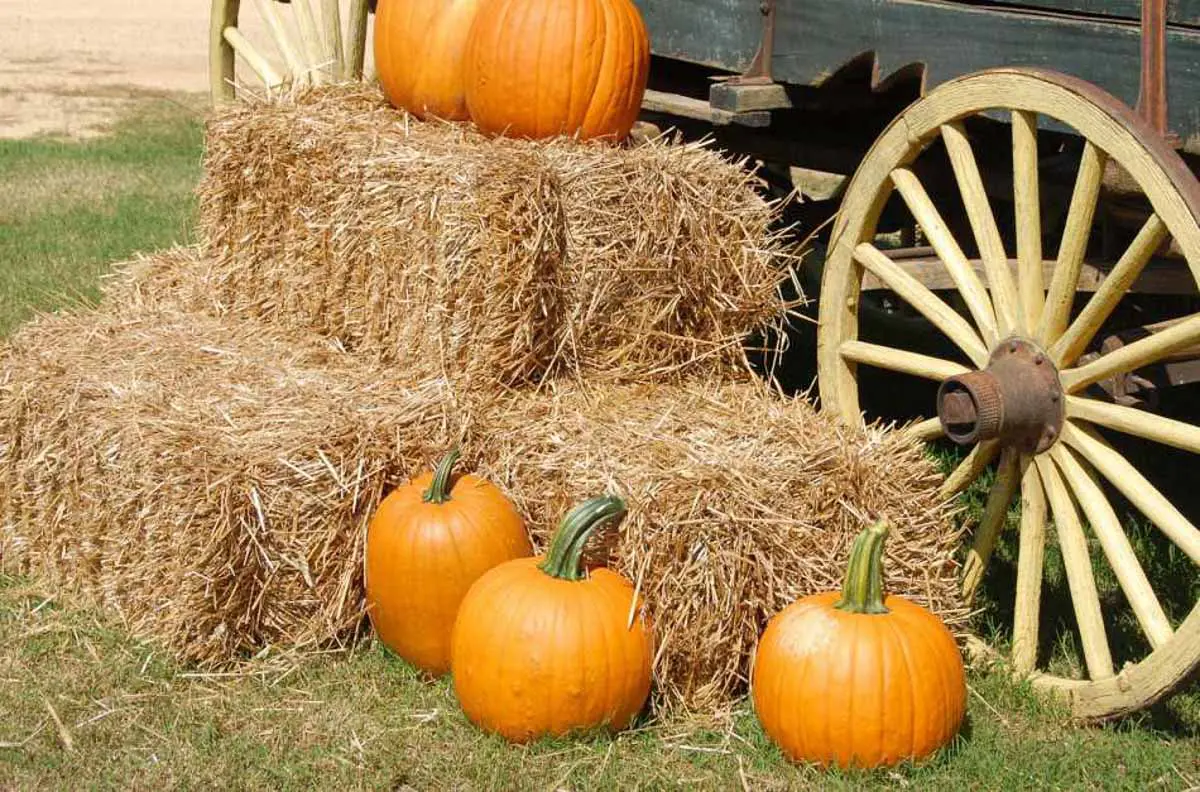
(834, 520), (891, 615)
(538, 495), (628, 581)
(422, 447), (462, 505)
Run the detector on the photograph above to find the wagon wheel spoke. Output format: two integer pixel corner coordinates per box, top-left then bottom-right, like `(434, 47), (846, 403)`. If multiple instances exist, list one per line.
(322, 0), (346, 81)
(251, 0), (307, 84)
(854, 243), (990, 366)
(1037, 140), (1108, 345)
(1012, 460), (1048, 676)
(1050, 215), (1171, 366)
(1034, 454), (1115, 681)
(838, 340), (971, 381)
(1060, 312), (1200, 392)
(938, 440), (1000, 501)
(890, 168), (1000, 347)
(1012, 110), (1045, 329)
(294, 0), (331, 83)
(212, 0), (370, 103)
(961, 449), (1022, 603)
(223, 26), (287, 90)
(1066, 395), (1200, 455)
(1060, 422), (1200, 565)
(942, 122), (1024, 334)
(905, 417), (946, 442)
(1050, 445), (1174, 649)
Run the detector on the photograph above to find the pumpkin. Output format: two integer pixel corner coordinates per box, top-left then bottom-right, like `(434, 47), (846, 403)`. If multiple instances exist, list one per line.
(374, 0), (483, 121)
(450, 495), (653, 742)
(364, 448), (532, 675)
(751, 521), (966, 769)
(462, 0), (651, 141)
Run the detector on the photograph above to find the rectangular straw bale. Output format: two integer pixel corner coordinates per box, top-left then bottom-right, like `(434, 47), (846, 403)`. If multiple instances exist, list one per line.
(190, 84), (793, 387)
(471, 380), (966, 714)
(0, 305), (461, 665)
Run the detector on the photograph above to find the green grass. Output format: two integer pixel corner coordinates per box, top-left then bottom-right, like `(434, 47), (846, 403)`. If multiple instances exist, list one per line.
(0, 95), (204, 335)
(0, 98), (1197, 791)
(1, 576), (1196, 792)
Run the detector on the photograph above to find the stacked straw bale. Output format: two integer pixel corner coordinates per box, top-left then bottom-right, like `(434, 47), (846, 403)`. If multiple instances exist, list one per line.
(0, 86), (967, 715)
(0, 306), (462, 664)
(473, 381), (966, 712)
(180, 85), (794, 387)
(0, 301), (964, 710)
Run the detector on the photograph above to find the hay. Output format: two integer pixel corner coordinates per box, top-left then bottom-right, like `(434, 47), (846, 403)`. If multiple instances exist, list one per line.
(474, 380), (966, 714)
(2, 90), (963, 716)
(180, 84), (795, 387)
(0, 305), (461, 665)
(0, 297), (963, 714)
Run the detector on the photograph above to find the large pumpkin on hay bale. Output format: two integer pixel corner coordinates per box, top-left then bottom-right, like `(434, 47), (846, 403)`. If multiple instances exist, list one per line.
(463, 0), (651, 141)
(451, 495), (654, 742)
(364, 448), (532, 676)
(374, 0), (482, 120)
(751, 521), (967, 769)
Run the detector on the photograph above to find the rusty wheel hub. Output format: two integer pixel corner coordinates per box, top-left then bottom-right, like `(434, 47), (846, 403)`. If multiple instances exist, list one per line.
(937, 337), (1065, 454)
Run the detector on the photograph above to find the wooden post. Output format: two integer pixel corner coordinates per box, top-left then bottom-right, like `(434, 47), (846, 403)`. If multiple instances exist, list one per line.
(347, 0), (371, 80)
(211, 0), (242, 103)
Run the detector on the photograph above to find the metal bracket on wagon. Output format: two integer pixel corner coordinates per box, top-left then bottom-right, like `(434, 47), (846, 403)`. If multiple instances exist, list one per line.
(708, 0), (793, 120)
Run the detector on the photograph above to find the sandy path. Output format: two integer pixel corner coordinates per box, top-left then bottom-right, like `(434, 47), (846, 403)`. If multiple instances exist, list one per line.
(0, 0), (375, 138)
(0, 0), (219, 137)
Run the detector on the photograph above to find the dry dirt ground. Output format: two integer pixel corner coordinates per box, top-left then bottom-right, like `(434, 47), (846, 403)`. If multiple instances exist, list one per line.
(1, 0), (376, 138)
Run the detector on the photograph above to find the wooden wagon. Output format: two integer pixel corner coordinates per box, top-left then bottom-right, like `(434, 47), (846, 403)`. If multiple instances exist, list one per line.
(209, 0), (1200, 721)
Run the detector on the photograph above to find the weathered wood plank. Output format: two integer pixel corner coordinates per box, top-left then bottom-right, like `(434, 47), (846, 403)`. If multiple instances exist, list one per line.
(642, 89), (771, 127)
(773, 0), (1200, 145)
(634, 0), (760, 74)
(947, 0), (1200, 28)
(860, 253), (1197, 294)
(632, 0), (1200, 150)
(710, 82), (793, 112)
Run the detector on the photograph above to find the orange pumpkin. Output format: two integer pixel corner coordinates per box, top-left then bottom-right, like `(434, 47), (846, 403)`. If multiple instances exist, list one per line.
(462, 0), (651, 141)
(374, 0), (483, 120)
(751, 521), (966, 769)
(364, 448), (532, 675)
(450, 495), (653, 742)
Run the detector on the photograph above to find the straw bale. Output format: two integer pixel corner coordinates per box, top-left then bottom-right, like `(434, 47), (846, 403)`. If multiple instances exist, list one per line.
(473, 380), (966, 714)
(0, 305), (461, 665)
(0, 301), (962, 713)
(189, 84), (794, 387)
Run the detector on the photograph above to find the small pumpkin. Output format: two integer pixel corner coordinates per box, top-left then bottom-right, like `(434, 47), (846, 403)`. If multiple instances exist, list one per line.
(450, 495), (653, 742)
(364, 448), (532, 675)
(462, 0), (651, 141)
(374, 0), (483, 120)
(751, 521), (966, 769)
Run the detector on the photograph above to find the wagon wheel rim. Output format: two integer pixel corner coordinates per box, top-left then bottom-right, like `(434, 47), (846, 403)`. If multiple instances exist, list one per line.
(816, 67), (1200, 721)
(210, 0), (374, 104)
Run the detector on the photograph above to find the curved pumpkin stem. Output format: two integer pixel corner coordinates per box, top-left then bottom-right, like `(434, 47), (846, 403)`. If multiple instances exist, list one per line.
(538, 495), (627, 581)
(422, 447), (462, 504)
(834, 520), (891, 615)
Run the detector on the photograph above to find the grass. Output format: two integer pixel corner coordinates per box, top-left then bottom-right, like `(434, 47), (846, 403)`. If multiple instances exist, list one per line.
(2, 575), (1196, 792)
(0, 93), (204, 335)
(0, 98), (1197, 791)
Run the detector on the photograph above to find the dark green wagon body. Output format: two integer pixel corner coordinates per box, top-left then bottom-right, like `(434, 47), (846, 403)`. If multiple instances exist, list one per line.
(632, 0), (1200, 153)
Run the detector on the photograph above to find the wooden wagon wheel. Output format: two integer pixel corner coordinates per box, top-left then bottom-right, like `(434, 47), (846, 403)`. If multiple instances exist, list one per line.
(817, 68), (1200, 721)
(210, 0), (374, 103)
